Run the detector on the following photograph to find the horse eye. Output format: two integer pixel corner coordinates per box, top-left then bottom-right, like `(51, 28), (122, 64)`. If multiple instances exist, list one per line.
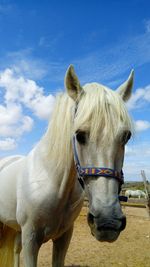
(121, 131), (131, 145)
(76, 131), (87, 145)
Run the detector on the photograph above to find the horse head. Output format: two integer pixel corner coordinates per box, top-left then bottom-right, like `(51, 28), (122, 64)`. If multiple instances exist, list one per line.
(65, 65), (134, 242)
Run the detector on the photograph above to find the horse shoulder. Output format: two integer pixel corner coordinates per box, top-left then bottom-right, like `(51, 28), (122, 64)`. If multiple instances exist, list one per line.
(0, 156), (26, 228)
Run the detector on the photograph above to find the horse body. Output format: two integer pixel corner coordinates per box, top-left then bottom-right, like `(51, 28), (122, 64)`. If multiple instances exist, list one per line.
(0, 65), (134, 267)
(125, 189), (146, 199)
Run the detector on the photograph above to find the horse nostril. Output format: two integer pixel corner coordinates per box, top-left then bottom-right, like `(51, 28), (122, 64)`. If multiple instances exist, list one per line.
(120, 216), (126, 231)
(87, 212), (94, 224)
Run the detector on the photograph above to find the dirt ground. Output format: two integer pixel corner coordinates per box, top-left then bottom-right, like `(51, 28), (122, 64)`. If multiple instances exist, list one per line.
(20, 206), (150, 267)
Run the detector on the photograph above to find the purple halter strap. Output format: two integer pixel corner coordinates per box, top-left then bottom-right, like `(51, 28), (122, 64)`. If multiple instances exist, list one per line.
(72, 135), (124, 189)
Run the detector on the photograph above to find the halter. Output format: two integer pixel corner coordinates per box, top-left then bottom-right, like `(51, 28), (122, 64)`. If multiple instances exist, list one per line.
(72, 135), (124, 190)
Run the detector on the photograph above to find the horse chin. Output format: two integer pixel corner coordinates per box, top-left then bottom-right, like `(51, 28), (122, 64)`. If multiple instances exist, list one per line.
(87, 210), (126, 243)
(88, 222), (120, 242)
(92, 229), (120, 243)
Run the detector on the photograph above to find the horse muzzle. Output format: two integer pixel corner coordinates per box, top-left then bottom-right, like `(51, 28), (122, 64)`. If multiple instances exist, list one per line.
(87, 212), (126, 242)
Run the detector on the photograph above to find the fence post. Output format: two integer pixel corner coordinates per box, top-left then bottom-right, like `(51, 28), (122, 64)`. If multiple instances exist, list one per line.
(141, 170), (150, 218)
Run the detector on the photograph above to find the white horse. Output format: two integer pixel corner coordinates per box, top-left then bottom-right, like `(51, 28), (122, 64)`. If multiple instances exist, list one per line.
(0, 65), (134, 267)
(125, 189), (146, 199)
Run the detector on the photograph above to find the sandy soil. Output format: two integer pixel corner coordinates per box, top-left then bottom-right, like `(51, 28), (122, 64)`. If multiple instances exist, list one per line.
(20, 206), (150, 267)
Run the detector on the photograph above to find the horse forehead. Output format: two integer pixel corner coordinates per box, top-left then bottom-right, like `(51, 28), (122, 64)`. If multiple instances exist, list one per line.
(83, 82), (108, 91)
(83, 82), (117, 105)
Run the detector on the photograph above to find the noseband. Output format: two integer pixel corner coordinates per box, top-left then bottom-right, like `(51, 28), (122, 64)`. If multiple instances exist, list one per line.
(72, 135), (124, 190)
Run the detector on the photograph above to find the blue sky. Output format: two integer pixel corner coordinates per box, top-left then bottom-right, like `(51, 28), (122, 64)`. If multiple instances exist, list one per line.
(0, 0), (150, 181)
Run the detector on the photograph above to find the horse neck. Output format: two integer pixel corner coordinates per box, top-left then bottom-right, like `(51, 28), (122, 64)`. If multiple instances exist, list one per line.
(34, 140), (77, 201)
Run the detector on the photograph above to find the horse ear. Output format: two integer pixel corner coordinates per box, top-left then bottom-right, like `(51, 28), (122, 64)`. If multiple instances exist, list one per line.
(117, 70), (134, 102)
(65, 65), (84, 101)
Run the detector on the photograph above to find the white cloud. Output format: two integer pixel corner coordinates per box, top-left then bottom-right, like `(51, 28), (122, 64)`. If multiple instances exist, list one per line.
(0, 103), (33, 138)
(0, 103), (21, 125)
(127, 85), (150, 110)
(29, 94), (55, 119)
(0, 67), (55, 151)
(4, 49), (65, 83)
(134, 120), (150, 132)
(0, 68), (55, 119)
(0, 138), (17, 151)
(124, 160), (150, 182)
(6, 49), (48, 80)
(15, 115), (33, 136)
(124, 142), (150, 181)
(125, 142), (150, 157)
(12, 59), (48, 81)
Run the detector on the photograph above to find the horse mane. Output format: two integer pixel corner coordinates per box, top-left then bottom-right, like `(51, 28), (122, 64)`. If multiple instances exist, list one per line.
(40, 93), (74, 173)
(40, 83), (133, 173)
